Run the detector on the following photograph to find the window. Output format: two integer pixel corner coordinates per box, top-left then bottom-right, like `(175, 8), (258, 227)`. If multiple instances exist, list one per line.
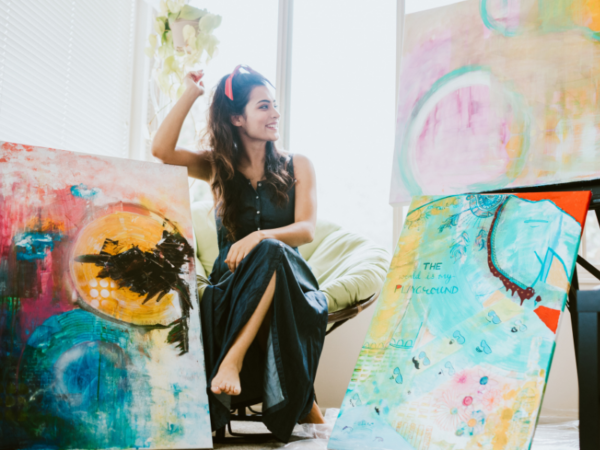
(0, 0), (137, 158)
(289, 0), (397, 252)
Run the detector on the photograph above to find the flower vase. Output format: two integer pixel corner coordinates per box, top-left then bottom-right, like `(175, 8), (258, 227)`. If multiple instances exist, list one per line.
(169, 18), (199, 51)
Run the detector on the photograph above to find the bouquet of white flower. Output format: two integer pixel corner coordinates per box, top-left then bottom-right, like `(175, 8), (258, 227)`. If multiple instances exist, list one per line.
(146, 0), (222, 99)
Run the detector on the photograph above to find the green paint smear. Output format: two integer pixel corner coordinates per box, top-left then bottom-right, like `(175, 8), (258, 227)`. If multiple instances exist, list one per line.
(480, 0), (521, 37)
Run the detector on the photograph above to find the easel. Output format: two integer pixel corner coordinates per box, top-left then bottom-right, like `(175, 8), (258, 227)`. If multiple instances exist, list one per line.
(492, 179), (600, 449)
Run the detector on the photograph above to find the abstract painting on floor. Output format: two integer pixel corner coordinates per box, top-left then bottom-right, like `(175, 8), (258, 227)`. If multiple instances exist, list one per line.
(329, 192), (590, 450)
(0, 142), (212, 449)
(390, 0), (600, 203)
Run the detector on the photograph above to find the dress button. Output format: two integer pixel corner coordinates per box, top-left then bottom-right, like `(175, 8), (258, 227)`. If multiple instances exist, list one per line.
(257, 211), (260, 214)
(256, 196), (259, 199)
(258, 183), (261, 186)
(258, 227), (260, 230)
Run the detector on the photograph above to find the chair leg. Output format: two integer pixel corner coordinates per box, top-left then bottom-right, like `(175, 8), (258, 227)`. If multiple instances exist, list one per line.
(213, 406), (277, 443)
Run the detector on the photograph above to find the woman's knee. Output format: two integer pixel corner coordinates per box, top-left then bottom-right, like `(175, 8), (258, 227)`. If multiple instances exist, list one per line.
(257, 238), (285, 252)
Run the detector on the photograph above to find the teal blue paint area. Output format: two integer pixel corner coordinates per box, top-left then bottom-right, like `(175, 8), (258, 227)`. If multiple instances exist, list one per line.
(14, 232), (63, 261)
(1, 310), (152, 450)
(70, 184), (101, 199)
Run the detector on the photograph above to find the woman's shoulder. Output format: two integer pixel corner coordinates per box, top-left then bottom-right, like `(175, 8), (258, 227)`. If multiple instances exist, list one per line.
(279, 150), (311, 164)
(287, 152), (313, 171)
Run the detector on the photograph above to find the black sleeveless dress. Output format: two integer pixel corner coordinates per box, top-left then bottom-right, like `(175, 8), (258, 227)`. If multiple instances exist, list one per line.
(200, 154), (329, 442)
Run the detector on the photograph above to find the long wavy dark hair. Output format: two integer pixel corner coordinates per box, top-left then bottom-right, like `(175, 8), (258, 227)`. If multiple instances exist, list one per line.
(204, 69), (296, 242)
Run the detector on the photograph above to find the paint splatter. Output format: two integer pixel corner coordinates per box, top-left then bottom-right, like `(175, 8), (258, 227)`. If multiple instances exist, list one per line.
(75, 230), (195, 354)
(487, 201), (537, 305)
(14, 231), (62, 261)
(75, 230), (194, 308)
(70, 183), (101, 199)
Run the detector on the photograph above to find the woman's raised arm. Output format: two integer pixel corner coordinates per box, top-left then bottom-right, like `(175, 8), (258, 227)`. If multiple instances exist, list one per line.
(151, 70), (213, 182)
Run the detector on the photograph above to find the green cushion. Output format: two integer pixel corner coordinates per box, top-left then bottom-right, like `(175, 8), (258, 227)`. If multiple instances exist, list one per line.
(307, 229), (391, 312)
(190, 200), (391, 313)
(298, 218), (342, 261)
(191, 201), (219, 276)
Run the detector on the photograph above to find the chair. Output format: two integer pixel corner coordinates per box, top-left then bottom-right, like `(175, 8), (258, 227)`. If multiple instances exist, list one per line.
(190, 200), (391, 441)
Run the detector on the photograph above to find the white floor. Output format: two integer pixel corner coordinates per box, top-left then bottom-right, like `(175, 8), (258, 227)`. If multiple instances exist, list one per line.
(282, 410), (580, 450)
(213, 409), (581, 450)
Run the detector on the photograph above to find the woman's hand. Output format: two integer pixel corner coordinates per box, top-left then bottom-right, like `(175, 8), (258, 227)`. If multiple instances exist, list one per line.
(183, 70), (205, 98)
(225, 232), (263, 272)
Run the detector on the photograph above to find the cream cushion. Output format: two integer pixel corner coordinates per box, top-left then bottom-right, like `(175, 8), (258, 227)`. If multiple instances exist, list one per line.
(190, 200), (390, 313)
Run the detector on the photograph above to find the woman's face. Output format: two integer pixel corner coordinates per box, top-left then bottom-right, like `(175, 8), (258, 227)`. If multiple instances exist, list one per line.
(232, 85), (280, 142)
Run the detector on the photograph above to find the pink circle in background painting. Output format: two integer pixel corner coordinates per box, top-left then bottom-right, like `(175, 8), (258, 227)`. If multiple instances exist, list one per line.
(402, 69), (529, 195)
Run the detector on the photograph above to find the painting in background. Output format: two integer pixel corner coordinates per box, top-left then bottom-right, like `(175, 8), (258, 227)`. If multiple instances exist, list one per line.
(329, 192), (590, 449)
(0, 142), (212, 449)
(390, 0), (600, 203)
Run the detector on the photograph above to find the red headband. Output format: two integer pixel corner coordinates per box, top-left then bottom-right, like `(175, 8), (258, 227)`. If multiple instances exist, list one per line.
(224, 64), (259, 101)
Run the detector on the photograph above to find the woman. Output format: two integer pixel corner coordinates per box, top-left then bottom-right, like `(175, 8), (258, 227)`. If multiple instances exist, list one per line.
(151, 65), (328, 442)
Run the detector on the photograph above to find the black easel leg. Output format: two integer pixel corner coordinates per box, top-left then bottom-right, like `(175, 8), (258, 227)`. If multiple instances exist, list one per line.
(569, 267), (580, 368)
(578, 309), (600, 449)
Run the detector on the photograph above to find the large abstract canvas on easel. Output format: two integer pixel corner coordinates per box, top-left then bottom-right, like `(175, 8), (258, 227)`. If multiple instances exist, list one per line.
(329, 192), (590, 450)
(0, 142), (212, 449)
(390, 0), (600, 203)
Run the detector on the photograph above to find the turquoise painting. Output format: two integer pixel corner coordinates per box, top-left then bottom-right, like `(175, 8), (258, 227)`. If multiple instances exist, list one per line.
(329, 192), (590, 450)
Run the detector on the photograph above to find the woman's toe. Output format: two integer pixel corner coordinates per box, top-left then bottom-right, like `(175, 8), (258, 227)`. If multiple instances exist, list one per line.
(211, 385), (222, 394)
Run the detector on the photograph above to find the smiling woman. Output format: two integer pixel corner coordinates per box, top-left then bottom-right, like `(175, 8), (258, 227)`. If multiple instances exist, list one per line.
(150, 65), (329, 442)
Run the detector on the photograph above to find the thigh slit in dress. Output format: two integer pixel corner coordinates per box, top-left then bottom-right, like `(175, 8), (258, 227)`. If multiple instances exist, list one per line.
(200, 154), (328, 442)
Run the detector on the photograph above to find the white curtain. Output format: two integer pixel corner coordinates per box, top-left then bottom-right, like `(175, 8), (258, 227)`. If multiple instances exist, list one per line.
(0, 0), (137, 158)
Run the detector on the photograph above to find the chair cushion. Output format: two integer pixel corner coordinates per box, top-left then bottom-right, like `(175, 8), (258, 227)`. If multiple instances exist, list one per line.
(190, 200), (391, 314)
(298, 218), (342, 261)
(191, 200), (219, 276)
(307, 229), (391, 312)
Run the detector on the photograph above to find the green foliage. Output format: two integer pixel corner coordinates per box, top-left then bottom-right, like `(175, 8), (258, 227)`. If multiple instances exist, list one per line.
(145, 1), (222, 99)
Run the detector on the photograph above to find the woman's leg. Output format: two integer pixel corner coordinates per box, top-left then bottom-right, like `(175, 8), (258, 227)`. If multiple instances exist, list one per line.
(299, 400), (326, 424)
(211, 270), (277, 395)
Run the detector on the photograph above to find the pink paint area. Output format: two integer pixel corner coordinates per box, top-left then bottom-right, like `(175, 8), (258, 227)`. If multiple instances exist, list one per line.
(0, 187), (79, 342)
(0, 181), (92, 343)
(18, 248), (75, 343)
(414, 85), (513, 192)
(482, 24), (493, 39)
(397, 31), (453, 129)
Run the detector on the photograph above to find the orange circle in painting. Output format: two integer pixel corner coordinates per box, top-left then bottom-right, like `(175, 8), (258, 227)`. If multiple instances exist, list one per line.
(574, 0), (600, 33)
(70, 207), (184, 327)
(467, 418), (477, 427)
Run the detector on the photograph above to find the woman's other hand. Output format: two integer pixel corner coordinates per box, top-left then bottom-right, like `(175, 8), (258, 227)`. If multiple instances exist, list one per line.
(183, 70), (205, 97)
(225, 232), (263, 272)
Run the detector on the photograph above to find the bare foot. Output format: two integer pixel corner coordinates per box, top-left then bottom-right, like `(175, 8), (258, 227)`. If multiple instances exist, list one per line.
(299, 400), (325, 424)
(211, 362), (242, 395)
